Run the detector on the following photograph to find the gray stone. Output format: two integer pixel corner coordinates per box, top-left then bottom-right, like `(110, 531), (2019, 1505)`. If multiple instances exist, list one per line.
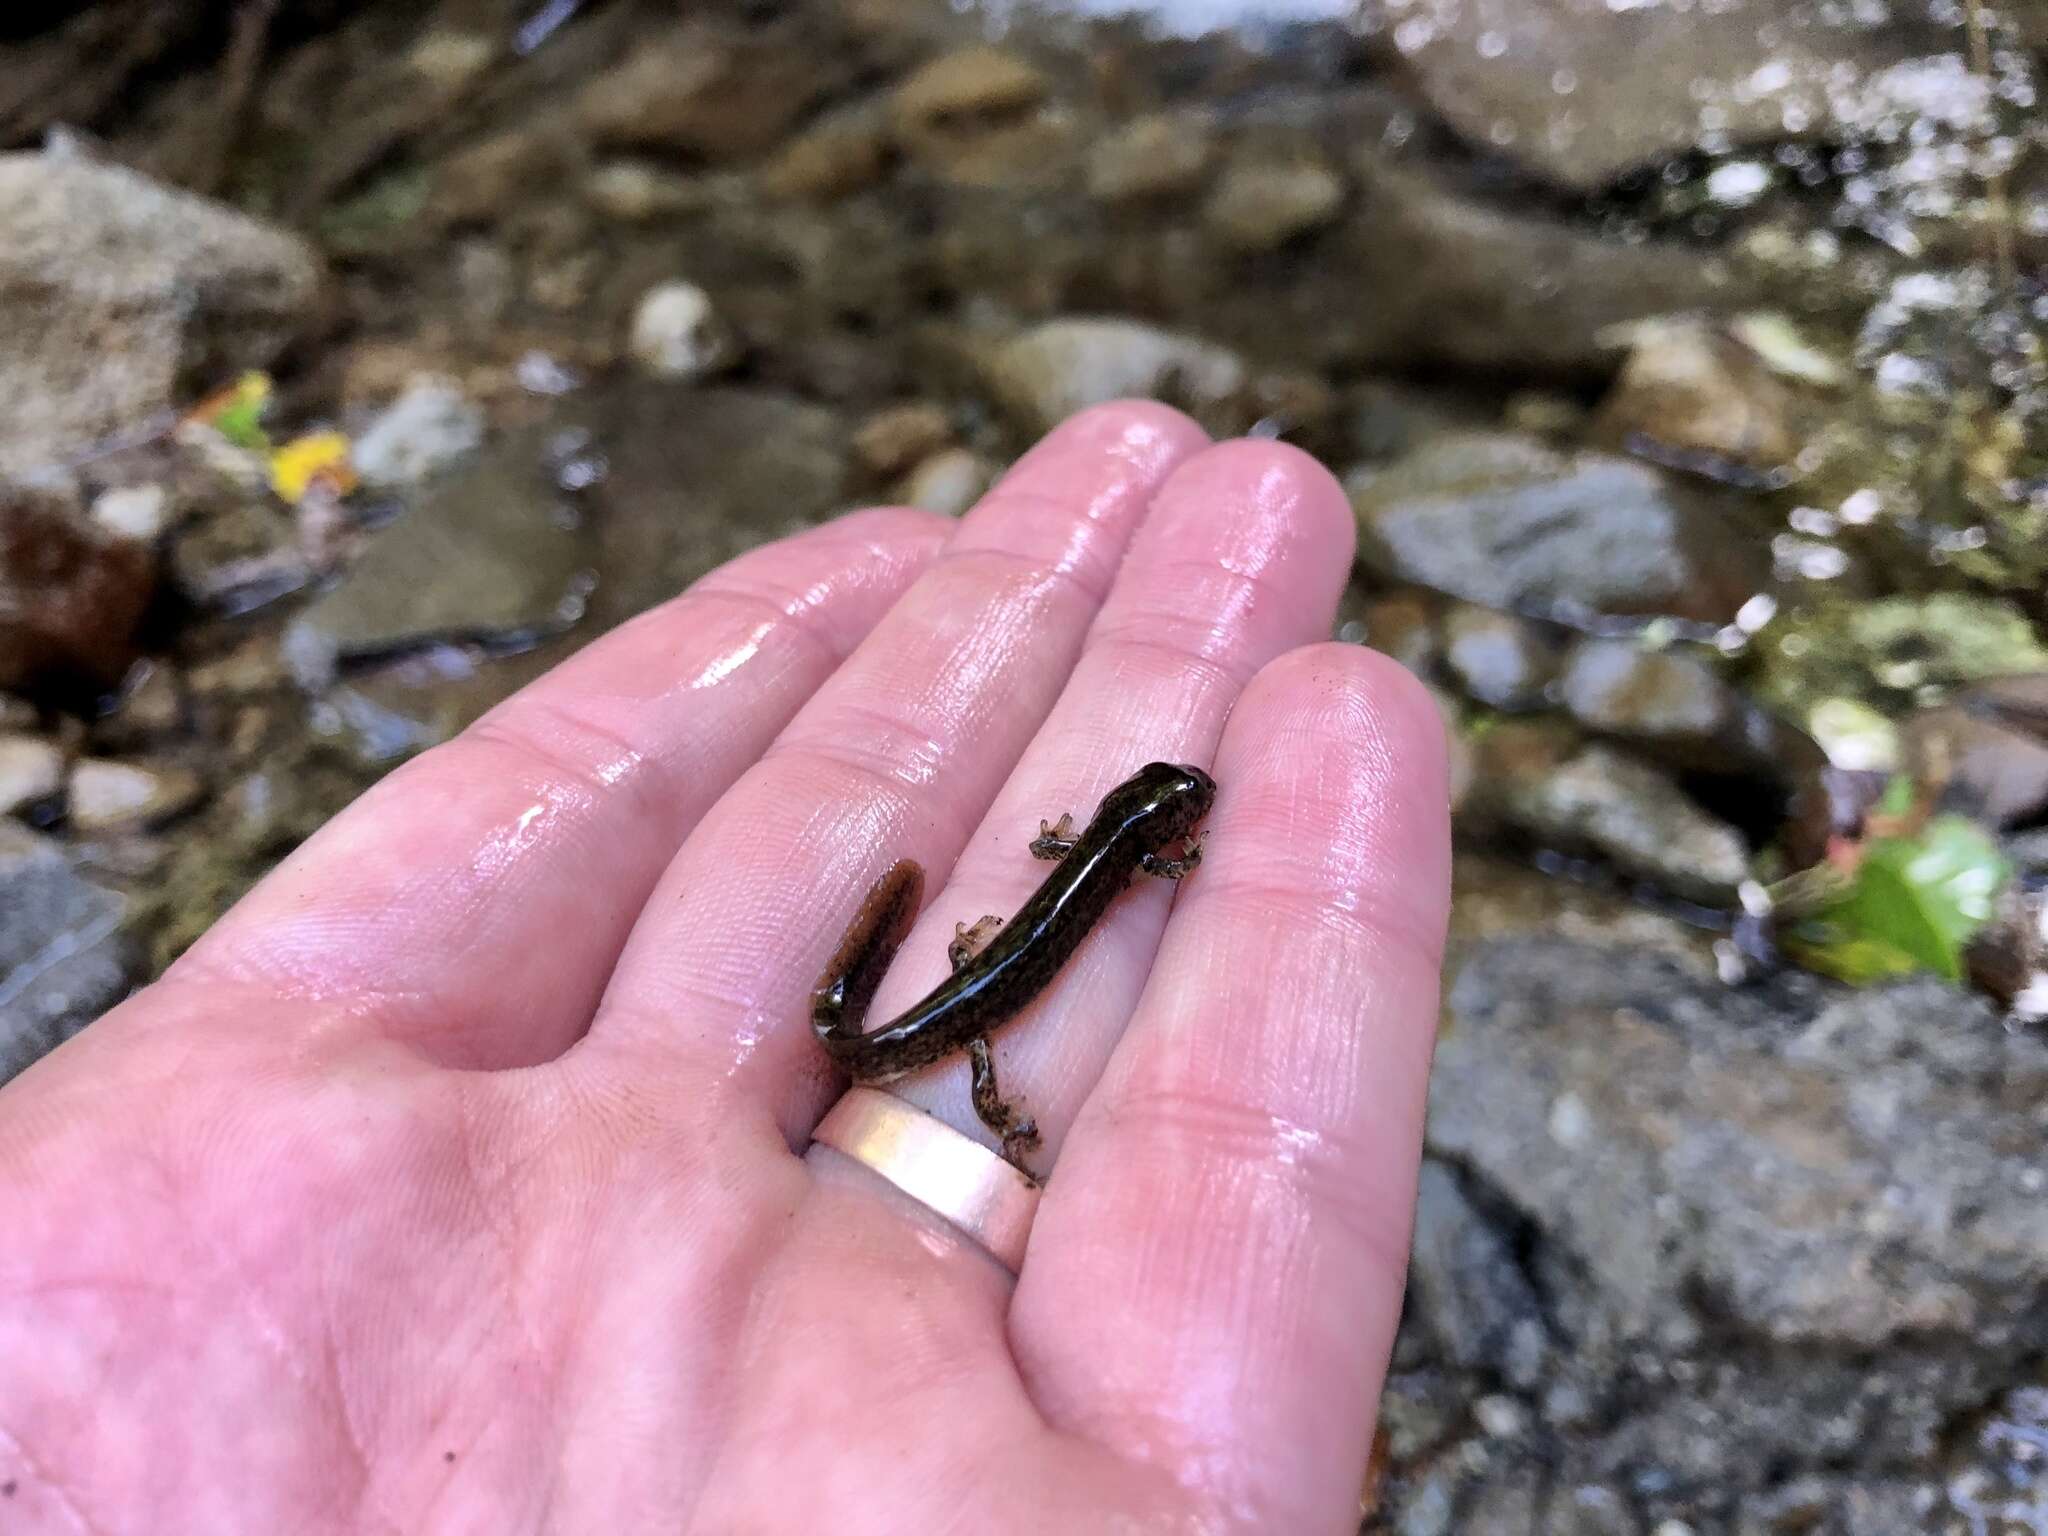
(1349, 433), (1767, 625)
(1481, 737), (1751, 901)
(1386, 0), (1959, 192)
(0, 736), (63, 818)
(1557, 642), (1740, 751)
(1202, 158), (1344, 251)
(1546, 1486), (1638, 1536)
(0, 820), (136, 1084)
(0, 152), (321, 477)
(67, 759), (203, 832)
(1427, 941), (2048, 1498)
(350, 378), (485, 488)
(283, 436), (599, 689)
(1409, 1160), (1554, 1387)
(627, 282), (740, 383)
(983, 318), (1246, 435)
(1443, 604), (1556, 711)
(1464, 1471), (1543, 1536)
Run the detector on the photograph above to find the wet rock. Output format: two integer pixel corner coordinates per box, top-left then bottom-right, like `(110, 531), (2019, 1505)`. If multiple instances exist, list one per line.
(0, 151), (321, 476)
(583, 160), (714, 222)
(1442, 604), (1556, 711)
(627, 281), (740, 382)
(1462, 1471), (1543, 1536)
(763, 104), (892, 201)
(1387, 0), (1957, 192)
(89, 484), (169, 542)
(1545, 1486), (1635, 1536)
(890, 46), (1076, 189)
(1085, 113), (1214, 203)
(283, 438), (597, 689)
(1429, 944), (2048, 1497)
(67, 758), (202, 832)
(166, 490), (305, 614)
(1202, 157), (1344, 251)
(1478, 732), (1751, 901)
(897, 448), (995, 517)
(1340, 154), (1755, 377)
(1907, 674), (2048, 830)
(0, 820), (136, 1084)
(350, 378), (485, 488)
(0, 737), (63, 818)
(1348, 432), (1767, 625)
(1409, 1160), (1553, 1389)
(1557, 642), (1739, 752)
(1762, 595), (2048, 718)
(1593, 319), (1804, 474)
(983, 318), (1246, 435)
(93, 662), (184, 753)
(853, 402), (954, 478)
(577, 32), (828, 162)
(0, 474), (158, 693)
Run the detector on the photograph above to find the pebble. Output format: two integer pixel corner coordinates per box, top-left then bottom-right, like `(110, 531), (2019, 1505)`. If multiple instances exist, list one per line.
(351, 377), (485, 487)
(1558, 640), (1738, 748)
(1086, 113), (1214, 202)
(628, 281), (739, 382)
(90, 484), (169, 542)
(853, 402), (953, 477)
(763, 105), (890, 201)
(1443, 603), (1555, 710)
(583, 161), (711, 222)
(897, 449), (995, 516)
(891, 46), (1047, 131)
(0, 735), (63, 816)
(67, 758), (203, 832)
(984, 317), (1245, 434)
(1203, 159), (1345, 251)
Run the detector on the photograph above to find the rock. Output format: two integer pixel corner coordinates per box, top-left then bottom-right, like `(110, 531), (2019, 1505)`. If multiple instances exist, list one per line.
(0, 820), (137, 1084)
(583, 160), (713, 222)
(1202, 157), (1344, 251)
(89, 484), (169, 542)
(1442, 604), (1556, 711)
(0, 151), (321, 477)
(1085, 113), (1214, 203)
(896, 448), (995, 516)
(1761, 595), (2048, 717)
(1386, 0), (1957, 192)
(350, 378), (485, 487)
(67, 758), (202, 832)
(1348, 432), (1768, 625)
(627, 282), (740, 382)
(0, 474), (158, 693)
(890, 46), (1076, 189)
(1907, 674), (2048, 830)
(0, 737), (63, 818)
(853, 402), (954, 478)
(1409, 1160), (1554, 1388)
(1478, 733), (1752, 901)
(1545, 1486), (1636, 1536)
(892, 45), (1046, 131)
(92, 661), (184, 753)
(1429, 943), (2048, 1498)
(283, 436), (598, 689)
(763, 104), (892, 200)
(576, 32), (829, 161)
(1337, 153), (1756, 377)
(983, 318), (1246, 435)
(1593, 319), (1804, 474)
(1556, 641), (1740, 752)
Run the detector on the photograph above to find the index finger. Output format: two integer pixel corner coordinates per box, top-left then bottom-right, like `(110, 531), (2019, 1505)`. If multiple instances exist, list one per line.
(1010, 644), (1452, 1531)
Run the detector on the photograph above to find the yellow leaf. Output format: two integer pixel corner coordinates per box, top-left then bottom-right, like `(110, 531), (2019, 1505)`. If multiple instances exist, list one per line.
(269, 431), (357, 504)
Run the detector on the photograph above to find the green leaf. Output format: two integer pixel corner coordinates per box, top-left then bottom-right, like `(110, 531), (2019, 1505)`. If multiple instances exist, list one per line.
(1786, 815), (2008, 985)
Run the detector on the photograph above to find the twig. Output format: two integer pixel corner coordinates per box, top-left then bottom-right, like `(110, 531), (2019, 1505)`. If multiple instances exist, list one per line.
(197, 0), (280, 196)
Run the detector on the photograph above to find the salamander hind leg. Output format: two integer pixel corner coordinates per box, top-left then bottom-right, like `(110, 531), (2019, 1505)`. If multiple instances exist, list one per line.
(968, 1037), (1040, 1179)
(1140, 830), (1208, 881)
(1029, 813), (1079, 862)
(947, 915), (1004, 972)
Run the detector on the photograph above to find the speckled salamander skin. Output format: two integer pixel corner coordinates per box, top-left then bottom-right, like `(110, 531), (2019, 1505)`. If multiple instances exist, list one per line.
(811, 761), (1216, 1083)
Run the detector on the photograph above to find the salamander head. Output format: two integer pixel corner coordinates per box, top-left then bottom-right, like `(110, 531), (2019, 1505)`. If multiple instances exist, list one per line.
(1108, 760), (1216, 843)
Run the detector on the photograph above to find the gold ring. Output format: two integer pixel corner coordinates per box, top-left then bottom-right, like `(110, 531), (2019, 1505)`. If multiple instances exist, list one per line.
(811, 1087), (1041, 1273)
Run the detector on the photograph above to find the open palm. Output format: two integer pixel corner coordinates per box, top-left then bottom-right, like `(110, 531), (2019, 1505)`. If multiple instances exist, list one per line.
(0, 404), (1449, 1535)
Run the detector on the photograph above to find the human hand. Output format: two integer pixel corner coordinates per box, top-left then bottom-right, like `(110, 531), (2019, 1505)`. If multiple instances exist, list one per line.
(0, 404), (1450, 1534)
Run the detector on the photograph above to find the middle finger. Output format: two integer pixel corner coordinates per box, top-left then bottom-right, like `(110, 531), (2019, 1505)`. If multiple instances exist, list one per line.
(585, 402), (1207, 1132)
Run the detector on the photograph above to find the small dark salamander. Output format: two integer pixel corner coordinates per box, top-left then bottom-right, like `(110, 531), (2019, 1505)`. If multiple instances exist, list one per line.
(812, 761), (1216, 1174)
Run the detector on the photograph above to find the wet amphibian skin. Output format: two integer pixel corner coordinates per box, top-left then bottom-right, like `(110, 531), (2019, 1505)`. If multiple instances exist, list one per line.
(812, 761), (1217, 1176)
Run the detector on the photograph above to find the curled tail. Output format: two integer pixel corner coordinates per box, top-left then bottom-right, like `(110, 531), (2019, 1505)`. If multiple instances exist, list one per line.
(812, 859), (924, 1050)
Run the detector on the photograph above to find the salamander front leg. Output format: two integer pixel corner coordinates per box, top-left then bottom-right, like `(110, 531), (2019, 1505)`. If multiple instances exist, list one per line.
(947, 914), (1004, 972)
(1140, 830), (1207, 881)
(1029, 812), (1079, 862)
(968, 1037), (1040, 1179)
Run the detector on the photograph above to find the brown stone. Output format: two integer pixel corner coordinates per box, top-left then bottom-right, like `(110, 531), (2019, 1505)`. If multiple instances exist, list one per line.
(0, 476), (157, 695)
